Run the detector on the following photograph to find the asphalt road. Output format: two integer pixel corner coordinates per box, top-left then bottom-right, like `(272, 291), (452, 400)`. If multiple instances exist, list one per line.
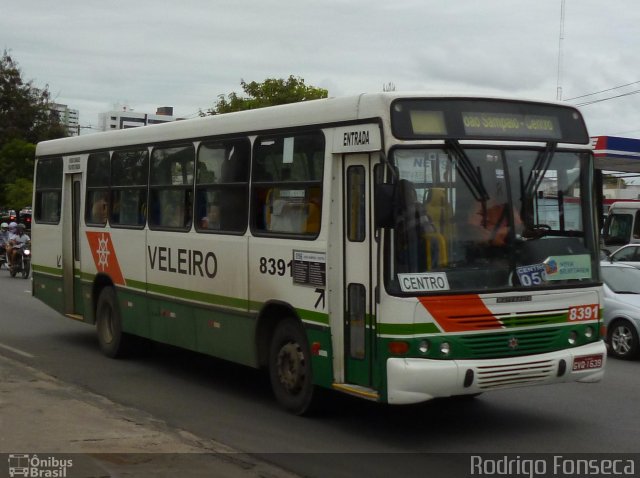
(1, 270), (638, 477)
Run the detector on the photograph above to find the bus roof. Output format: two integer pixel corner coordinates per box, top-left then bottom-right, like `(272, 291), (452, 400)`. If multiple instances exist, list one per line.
(36, 92), (586, 157)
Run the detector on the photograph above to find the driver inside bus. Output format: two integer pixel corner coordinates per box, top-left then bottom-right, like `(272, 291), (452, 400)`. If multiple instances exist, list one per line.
(459, 197), (522, 252)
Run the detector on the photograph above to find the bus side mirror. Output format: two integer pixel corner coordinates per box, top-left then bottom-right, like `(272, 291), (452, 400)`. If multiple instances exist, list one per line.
(375, 183), (395, 228)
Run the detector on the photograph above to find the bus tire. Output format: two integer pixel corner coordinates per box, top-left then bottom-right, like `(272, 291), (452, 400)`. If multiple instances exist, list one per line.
(96, 286), (131, 358)
(268, 318), (315, 415)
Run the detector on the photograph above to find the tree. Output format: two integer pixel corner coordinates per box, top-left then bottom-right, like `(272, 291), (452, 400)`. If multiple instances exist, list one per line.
(0, 138), (35, 206)
(0, 50), (67, 206)
(203, 76), (328, 115)
(4, 177), (33, 209)
(0, 50), (67, 147)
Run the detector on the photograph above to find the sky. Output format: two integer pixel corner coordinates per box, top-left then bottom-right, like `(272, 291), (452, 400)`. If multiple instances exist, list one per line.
(1, 0), (640, 139)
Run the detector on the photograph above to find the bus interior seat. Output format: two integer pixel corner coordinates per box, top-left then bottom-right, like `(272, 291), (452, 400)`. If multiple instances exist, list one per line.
(425, 188), (453, 235)
(305, 187), (321, 233)
(266, 188), (307, 233)
(424, 188), (452, 268)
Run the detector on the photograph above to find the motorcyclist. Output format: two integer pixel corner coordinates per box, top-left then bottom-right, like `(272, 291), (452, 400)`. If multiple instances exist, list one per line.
(0, 222), (9, 266)
(7, 223), (30, 269)
(0, 222), (9, 247)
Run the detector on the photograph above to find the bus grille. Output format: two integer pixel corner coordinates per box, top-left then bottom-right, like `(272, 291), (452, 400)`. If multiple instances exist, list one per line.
(448, 311), (564, 329)
(475, 360), (556, 390)
(458, 328), (561, 358)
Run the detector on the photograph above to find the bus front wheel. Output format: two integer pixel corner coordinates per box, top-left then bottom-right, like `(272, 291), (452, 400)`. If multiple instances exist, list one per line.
(268, 318), (315, 415)
(96, 287), (131, 358)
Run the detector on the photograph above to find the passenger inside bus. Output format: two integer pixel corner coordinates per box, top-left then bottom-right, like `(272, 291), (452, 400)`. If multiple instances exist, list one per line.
(90, 192), (109, 224)
(200, 204), (221, 230)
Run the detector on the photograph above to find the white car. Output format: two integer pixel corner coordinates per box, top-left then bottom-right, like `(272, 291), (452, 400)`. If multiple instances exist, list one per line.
(601, 261), (640, 359)
(605, 243), (640, 269)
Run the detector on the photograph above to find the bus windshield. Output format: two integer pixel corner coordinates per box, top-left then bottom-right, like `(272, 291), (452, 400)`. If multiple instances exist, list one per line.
(386, 145), (598, 294)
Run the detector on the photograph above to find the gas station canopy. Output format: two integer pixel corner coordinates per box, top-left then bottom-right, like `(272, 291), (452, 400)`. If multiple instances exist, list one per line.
(592, 136), (640, 173)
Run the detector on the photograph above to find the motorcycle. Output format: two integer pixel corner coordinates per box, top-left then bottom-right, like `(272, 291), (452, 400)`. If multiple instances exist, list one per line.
(9, 241), (31, 279)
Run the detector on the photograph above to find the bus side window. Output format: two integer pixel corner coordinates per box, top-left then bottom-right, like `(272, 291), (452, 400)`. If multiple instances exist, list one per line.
(196, 139), (250, 234)
(34, 158), (63, 224)
(252, 132), (325, 237)
(111, 149), (149, 228)
(149, 144), (194, 231)
(85, 152), (110, 226)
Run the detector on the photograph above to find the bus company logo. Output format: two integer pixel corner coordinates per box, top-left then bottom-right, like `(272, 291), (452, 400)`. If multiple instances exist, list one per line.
(86, 232), (125, 285)
(7, 454), (73, 477)
(508, 336), (519, 350)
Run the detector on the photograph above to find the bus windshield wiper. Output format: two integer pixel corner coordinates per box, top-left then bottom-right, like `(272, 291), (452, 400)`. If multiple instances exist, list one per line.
(524, 142), (557, 199)
(444, 139), (489, 202)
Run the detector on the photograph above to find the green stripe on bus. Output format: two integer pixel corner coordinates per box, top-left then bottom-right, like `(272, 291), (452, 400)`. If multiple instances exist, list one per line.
(32, 264), (63, 276)
(296, 308), (329, 326)
(500, 312), (568, 327)
(145, 282), (249, 309)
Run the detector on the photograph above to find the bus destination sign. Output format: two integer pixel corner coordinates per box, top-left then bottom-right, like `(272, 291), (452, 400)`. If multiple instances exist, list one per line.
(391, 98), (590, 144)
(462, 112), (561, 140)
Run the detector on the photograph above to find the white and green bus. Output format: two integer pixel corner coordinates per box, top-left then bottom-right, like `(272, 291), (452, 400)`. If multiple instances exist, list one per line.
(32, 93), (606, 414)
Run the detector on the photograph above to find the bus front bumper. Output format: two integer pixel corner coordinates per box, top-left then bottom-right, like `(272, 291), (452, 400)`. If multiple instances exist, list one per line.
(386, 340), (606, 405)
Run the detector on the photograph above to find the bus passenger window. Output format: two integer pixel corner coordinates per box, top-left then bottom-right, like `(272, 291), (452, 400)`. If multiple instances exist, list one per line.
(252, 132), (324, 237)
(110, 149), (149, 228)
(34, 157), (63, 224)
(196, 139), (250, 234)
(85, 152), (110, 226)
(149, 144), (194, 231)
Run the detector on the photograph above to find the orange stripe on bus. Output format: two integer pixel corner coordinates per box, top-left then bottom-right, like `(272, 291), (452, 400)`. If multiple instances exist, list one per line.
(417, 295), (502, 332)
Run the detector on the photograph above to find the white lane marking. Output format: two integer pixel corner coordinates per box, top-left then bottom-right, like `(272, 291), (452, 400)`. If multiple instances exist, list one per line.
(0, 342), (35, 358)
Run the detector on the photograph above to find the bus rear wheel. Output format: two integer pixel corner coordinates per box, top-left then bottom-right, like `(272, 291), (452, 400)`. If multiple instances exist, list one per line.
(96, 287), (132, 358)
(268, 318), (315, 415)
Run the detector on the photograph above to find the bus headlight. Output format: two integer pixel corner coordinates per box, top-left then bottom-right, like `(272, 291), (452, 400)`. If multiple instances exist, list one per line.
(440, 342), (451, 355)
(568, 331), (578, 345)
(584, 326), (594, 339)
(418, 340), (430, 354)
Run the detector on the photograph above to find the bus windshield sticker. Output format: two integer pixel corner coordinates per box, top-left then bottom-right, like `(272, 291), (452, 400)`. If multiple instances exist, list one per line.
(516, 264), (547, 287)
(283, 137), (294, 164)
(292, 250), (326, 287)
(543, 254), (592, 281)
(398, 272), (450, 293)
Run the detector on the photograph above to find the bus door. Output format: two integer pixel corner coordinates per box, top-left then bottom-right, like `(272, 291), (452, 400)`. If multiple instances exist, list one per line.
(62, 173), (83, 316)
(343, 154), (374, 386)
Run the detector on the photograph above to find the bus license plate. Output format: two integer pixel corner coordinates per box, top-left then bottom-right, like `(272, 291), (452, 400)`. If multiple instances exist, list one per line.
(572, 354), (603, 371)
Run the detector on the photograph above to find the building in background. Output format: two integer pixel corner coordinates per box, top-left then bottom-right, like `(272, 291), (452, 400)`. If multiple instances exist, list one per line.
(51, 103), (80, 136)
(98, 105), (177, 131)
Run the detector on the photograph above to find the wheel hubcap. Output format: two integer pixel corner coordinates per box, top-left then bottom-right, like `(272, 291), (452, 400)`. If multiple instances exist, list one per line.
(277, 341), (305, 393)
(612, 325), (633, 355)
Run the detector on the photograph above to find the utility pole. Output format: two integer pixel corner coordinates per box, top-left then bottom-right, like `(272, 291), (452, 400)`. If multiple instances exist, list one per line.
(556, 0), (566, 101)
